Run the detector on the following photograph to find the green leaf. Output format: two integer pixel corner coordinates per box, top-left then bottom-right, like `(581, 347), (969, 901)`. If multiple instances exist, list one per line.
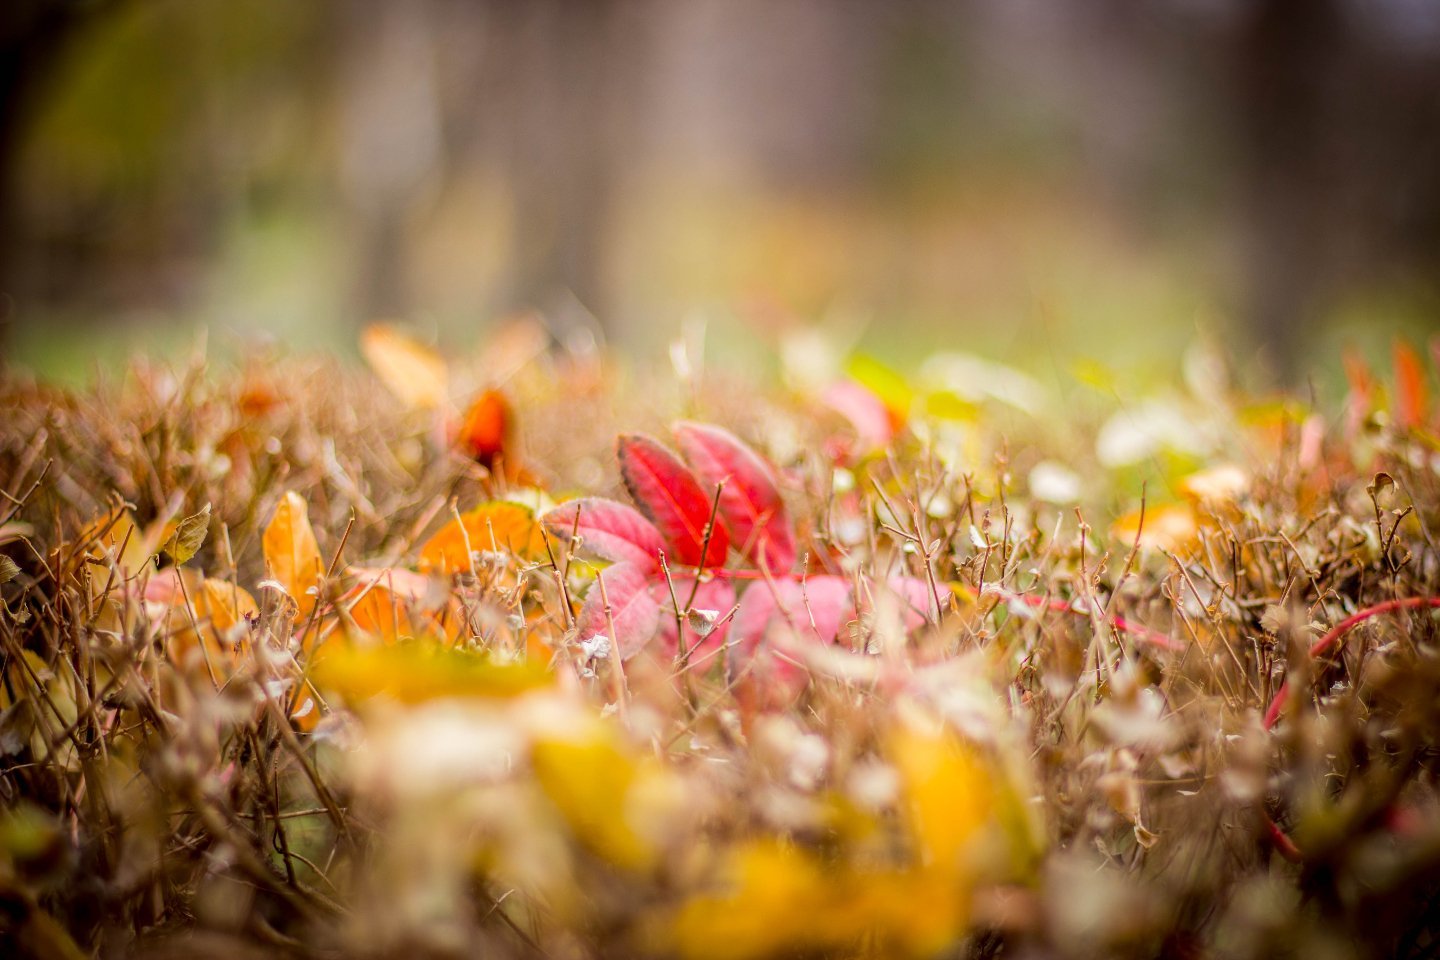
(163, 504), (211, 566)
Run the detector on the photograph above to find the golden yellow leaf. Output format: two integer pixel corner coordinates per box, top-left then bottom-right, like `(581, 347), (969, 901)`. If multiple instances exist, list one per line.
(360, 323), (449, 409)
(417, 501), (549, 573)
(311, 642), (550, 704)
(263, 492), (323, 621)
(889, 721), (993, 872)
(667, 841), (965, 960)
(531, 733), (658, 872)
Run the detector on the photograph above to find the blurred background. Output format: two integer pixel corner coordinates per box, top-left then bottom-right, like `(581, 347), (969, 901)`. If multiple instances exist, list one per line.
(2, 0), (1439, 384)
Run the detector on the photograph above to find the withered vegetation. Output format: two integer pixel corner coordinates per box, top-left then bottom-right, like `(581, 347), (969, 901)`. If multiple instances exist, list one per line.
(2, 333), (1440, 960)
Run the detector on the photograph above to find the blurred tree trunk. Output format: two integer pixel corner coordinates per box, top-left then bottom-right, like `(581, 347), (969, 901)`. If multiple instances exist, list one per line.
(1235, 0), (1344, 381)
(489, 0), (628, 342)
(0, 1), (125, 356)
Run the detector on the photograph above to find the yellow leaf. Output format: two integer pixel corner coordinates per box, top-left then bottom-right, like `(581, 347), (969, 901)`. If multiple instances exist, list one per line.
(263, 492), (323, 621)
(531, 732), (658, 872)
(417, 501), (548, 573)
(1109, 502), (1199, 553)
(311, 642), (550, 704)
(360, 323), (449, 409)
(889, 721), (993, 872)
(72, 508), (152, 580)
(667, 841), (965, 960)
(162, 503), (211, 565)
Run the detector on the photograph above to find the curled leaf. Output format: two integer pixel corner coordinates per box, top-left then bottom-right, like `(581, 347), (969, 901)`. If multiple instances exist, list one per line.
(162, 504), (211, 566)
(656, 573), (736, 663)
(360, 323), (449, 409)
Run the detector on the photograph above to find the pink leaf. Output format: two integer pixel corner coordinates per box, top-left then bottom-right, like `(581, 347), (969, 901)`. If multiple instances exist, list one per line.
(617, 434), (730, 569)
(673, 421), (796, 573)
(542, 497), (665, 572)
(881, 575), (937, 630)
(576, 562), (661, 660)
(655, 574), (736, 664)
(731, 575), (854, 692)
(821, 380), (895, 452)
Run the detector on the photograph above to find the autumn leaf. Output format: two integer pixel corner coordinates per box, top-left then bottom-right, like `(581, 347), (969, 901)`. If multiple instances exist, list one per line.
(542, 497), (665, 571)
(312, 642), (550, 704)
(360, 323), (449, 409)
(1393, 338), (1430, 430)
(418, 501), (548, 573)
(161, 503), (210, 565)
(617, 434), (730, 568)
(731, 575), (854, 692)
(455, 388), (522, 478)
(673, 421), (796, 573)
(1110, 501), (1199, 553)
(531, 730), (662, 872)
(889, 718), (993, 872)
(262, 491), (323, 621)
(575, 562), (662, 660)
(655, 573), (736, 663)
(820, 379), (895, 453)
(734, 575), (853, 651)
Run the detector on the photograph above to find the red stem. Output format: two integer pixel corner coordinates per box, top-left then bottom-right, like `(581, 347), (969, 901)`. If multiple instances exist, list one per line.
(1261, 595), (1440, 861)
(1262, 596), (1440, 730)
(1006, 591), (1183, 652)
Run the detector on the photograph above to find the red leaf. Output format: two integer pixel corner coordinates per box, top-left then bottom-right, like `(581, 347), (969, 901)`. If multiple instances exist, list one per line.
(655, 574), (736, 664)
(576, 562), (661, 660)
(542, 498), (665, 572)
(617, 434), (730, 569)
(673, 421), (796, 573)
(1393, 339), (1429, 430)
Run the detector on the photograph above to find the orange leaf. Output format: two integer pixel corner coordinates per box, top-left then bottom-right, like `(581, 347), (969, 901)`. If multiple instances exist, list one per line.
(1110, 502), (1199, 553)
(263, 492), (323, 621)
(1393, 338), (1429, 430)
(360, 323), (449, 409)
(418, 501), (548, 573)
(455, 388), (516, 474)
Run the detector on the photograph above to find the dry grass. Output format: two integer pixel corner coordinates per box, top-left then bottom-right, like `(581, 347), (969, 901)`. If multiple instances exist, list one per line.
(2, 334), (1440, 960)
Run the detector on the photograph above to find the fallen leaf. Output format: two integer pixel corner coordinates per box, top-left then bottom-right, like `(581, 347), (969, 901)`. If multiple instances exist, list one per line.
(542, 497), (665, 571)
(262, 492), (323, 621)
(360, 323), (449, 409)
(418, 501), (548, 573)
